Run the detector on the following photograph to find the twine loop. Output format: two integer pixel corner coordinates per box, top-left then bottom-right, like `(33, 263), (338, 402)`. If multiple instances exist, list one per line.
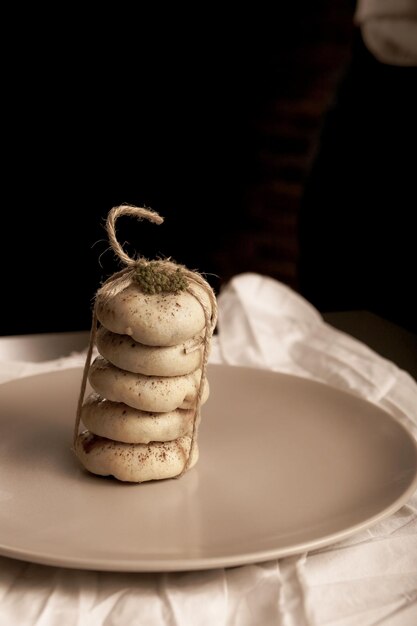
(106, 204), (163, 267)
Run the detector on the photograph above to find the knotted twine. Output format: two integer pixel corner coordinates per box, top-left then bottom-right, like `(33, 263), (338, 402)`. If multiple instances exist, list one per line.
(73, 204), (218, 478)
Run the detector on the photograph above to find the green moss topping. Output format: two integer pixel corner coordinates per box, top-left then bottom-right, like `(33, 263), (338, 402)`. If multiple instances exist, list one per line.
(134, 261), (188, 294)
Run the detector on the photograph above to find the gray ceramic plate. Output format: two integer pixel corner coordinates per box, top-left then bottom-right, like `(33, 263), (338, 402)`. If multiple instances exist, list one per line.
(0, 364), (416, 572)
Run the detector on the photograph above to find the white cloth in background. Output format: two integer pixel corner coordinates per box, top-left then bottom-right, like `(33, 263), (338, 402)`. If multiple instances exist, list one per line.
(355, 0), (417, 66)
(0, 272), (416, 626)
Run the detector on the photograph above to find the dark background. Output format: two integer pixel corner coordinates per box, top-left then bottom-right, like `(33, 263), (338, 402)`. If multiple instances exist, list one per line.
(2, 2), (416, 336)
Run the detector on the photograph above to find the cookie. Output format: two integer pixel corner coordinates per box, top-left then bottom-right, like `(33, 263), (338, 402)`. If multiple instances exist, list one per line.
(95, 326), (204, 376)
(96, 282), (212, 346)
(88, 356), (209, 412)
(81, 393), (195, 443)
(74, 431), (198, 482)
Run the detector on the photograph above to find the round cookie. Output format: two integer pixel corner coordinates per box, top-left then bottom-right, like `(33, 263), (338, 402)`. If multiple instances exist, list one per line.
(88, 356), (209, 412)
(95, 282), (212, 346)
(81, 393), (195, 444)
(74, 431), (198, 482)
(95, 326), (203, 376)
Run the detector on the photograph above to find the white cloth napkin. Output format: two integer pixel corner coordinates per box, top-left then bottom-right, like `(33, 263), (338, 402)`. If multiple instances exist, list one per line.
(1, 272), (416, 626)
(355, 0), (417, 66)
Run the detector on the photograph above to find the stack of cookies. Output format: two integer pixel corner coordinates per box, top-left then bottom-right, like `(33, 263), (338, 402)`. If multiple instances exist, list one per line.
(74, 279), (212, 482)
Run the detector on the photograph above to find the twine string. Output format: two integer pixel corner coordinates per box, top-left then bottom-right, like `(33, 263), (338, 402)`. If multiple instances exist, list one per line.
(73, 308), (98, 448)
(73, 204), (217, 478)
(106, 204), (164, 266)
(176, 283), (214, 477)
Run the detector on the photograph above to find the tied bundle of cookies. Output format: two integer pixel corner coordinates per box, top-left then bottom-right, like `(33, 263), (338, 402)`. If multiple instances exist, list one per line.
(73, 205), (217, 482)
